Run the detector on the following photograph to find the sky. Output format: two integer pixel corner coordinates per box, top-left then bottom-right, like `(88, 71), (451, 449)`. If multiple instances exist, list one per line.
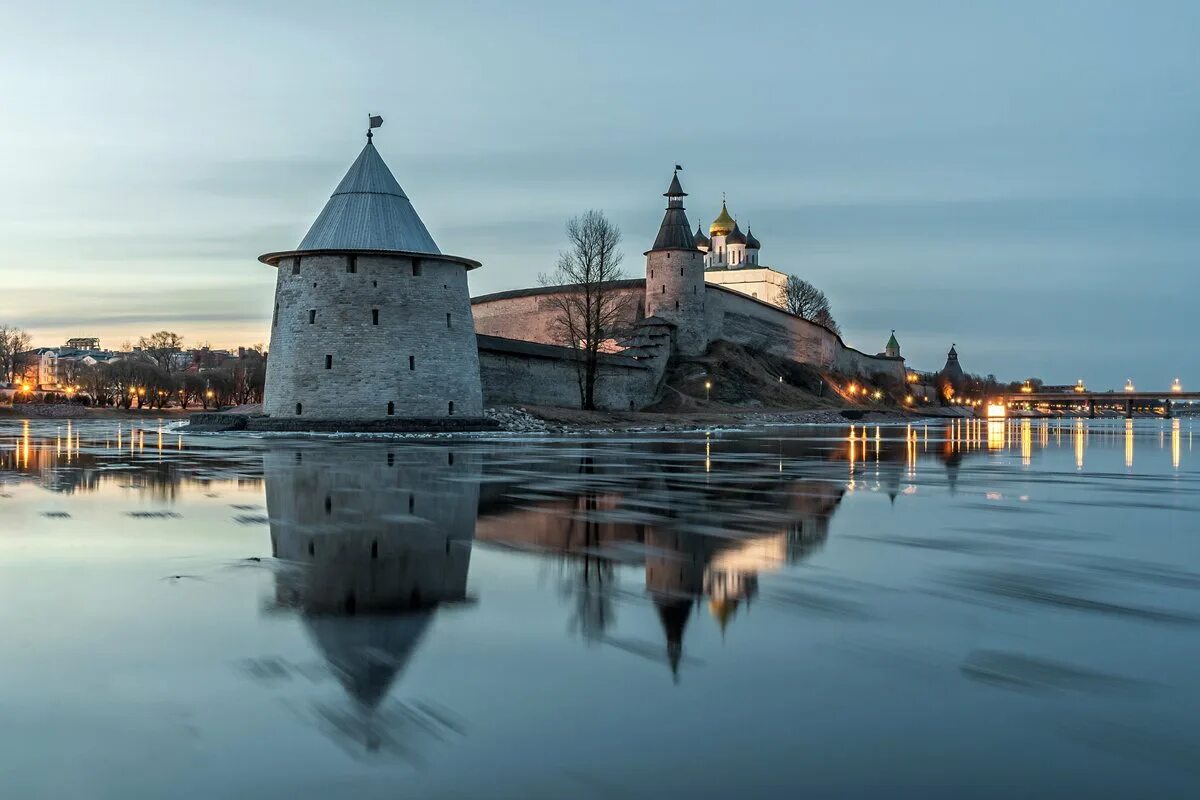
(1, 0), (1196, 388)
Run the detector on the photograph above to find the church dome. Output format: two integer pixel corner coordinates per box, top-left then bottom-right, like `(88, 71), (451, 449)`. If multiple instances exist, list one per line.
(693, 221), (711, 249)
(709, 202), (735, 236)
(726, 221), (747, 245)
(745, 227), (761, 250)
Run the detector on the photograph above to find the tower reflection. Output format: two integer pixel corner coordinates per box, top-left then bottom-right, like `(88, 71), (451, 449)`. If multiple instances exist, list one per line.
(263, 445), (479, 754)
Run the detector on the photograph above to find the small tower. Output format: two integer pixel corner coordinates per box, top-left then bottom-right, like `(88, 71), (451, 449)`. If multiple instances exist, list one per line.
(744, 227), (761, 266)
(707, 200), (735, 268)
(260, 128), (483, 421)
(644, 170), (708, 356)
(725, 221), (747, 267)
(693, 221), (711, 255)
(885, 330), (901, 359)
(940, 344), (964, 382)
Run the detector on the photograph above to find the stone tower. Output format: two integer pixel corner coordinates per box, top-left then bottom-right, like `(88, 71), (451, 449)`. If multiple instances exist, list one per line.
(940, 343), (964, 383)
(643, 170), (707, 356)
(260, 131), (483, 421)
(885, 330), (901, 359)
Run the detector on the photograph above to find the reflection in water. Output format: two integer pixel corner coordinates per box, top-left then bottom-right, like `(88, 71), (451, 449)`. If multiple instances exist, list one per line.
(1126, 420), (1135, 468)
(264, 445), (478, 757)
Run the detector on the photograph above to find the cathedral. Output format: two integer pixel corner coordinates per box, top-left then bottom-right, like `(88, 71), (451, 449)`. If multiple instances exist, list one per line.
(693, 200), (788, 308)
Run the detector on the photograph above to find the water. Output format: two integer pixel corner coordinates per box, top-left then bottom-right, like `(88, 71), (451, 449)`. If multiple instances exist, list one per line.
(1, 417), (1197, 798)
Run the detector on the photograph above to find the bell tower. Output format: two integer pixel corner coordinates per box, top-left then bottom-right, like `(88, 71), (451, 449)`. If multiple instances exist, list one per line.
(644, 169), (707, 356)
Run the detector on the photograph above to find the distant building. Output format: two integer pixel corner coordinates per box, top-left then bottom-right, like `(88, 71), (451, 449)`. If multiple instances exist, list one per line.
(884, 330), (901, 359)
(65, 337), (100, 350)
(695, 201), (788, 307)
(940, 344), (965, 383)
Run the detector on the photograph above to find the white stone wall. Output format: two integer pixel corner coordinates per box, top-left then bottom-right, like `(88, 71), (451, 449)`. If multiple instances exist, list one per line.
(265, 253), (483, 420)
(644, 249), (707, 356)
(703, 267), (787, 308)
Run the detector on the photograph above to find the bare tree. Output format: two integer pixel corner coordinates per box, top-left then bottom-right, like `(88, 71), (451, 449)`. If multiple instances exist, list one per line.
(539, 210), (632, 409)
(0, 325), (32, 385)
(781, 276), (841, 335)
(137, 331), (185, 373)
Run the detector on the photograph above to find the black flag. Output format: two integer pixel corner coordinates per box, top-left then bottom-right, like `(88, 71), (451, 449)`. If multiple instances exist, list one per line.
(369, 115), (383, 129)
(675, 163), (683, 171)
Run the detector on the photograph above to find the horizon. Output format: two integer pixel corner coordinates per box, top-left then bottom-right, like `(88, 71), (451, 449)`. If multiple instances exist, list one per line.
(2, 1), (1196, 388)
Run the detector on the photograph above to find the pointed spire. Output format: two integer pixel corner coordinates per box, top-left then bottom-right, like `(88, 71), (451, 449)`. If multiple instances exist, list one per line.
(649, 168), (698, 251)
(693, 219), (711, 249)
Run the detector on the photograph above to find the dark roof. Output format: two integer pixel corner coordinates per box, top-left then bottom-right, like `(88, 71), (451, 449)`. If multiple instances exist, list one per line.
(745, 227), (761, 249)
(651, 206), (698, 251)
(693, 221), (711, 248)
(664, 172), (687, 197)
(726, 221), (747, 245)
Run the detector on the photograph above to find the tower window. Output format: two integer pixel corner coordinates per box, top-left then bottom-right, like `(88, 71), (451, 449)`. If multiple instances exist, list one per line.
(347, 256), (357, 273)
(295, 402), (302, 415)
(412, 259), (422, 276)
(446, 313), (452, 328)
(309, 309), (316, 324)
(675, 301), (680, 311)
(650, 269), (654, 279)
(325, 354), (333, 370)
(680, 267), (684, 276)
(662, 285), (666, 294)
(387, 401), (395, 416)
(448, 401), (455, 416)
(292, 257), (301, 275)
(409, 355), (415, 371)
(372, 309), (379, 325)
(273, 304), (278, 327)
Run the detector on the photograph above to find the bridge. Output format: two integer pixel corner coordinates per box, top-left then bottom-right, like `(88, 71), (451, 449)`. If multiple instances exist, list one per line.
(999, 390), (1200, 418)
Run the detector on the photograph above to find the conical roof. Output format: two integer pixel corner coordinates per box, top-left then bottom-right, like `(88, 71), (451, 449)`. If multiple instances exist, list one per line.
(649, 172), (699, 252)
(297, 140), (441, 255)
(664, 172), (687, 197)
(745, 227), (761, 249)
(710, 202), (734, 236)
(693, 221), (711, 249)
(886, 330), (900, 351)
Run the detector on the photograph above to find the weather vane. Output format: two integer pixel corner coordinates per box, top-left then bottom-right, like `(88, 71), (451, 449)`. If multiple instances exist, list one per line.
(367, 114), (383, 141)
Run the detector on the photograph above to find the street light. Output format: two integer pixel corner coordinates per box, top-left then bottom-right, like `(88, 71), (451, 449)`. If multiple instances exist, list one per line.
(704, 379), (712, 402)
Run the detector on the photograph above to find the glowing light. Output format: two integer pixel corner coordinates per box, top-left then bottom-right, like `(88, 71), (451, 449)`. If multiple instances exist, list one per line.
(1171, 378), (1182, 393)
(904, 396), (913, 405)
(19, 384), (31, 393)
(986, 403), (1007, 419)
(1172, 419), (1181, 470)
(1075, 379), (1086, 393)
(872, 390), (883, 401)
(1124, 379), (1135, 393)
(987, 419), (1005, 450)
(1125, 419), (1134, 468)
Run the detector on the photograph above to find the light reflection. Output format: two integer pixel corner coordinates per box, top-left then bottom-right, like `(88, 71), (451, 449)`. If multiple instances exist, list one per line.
(1125, 420), (1134, 469)
(1073, 419), (1085, 470)
(987, 420), (1004, 450)
(1171, 419), (1180, 470)
(1020, 419), (1032, 466)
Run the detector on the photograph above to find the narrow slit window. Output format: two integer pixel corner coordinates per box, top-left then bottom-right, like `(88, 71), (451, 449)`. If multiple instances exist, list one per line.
(273, 304), (278, 327)
(325, 354), (333, 370)
(292, 257), (301, 275)
(346, 256), (357, 273)
(372, 309), (379, 325)
(680, 267), (684, 276)
(448, 401), (455, 416)
(309, 309), (316, 324)
(446, 313), (452, 328)
(295, 402), (302, 415)
(386, 401), (395, 416)
(675, 300), (680, 311)
(411, 259), (422, 276)
(409, 355), (415, 371)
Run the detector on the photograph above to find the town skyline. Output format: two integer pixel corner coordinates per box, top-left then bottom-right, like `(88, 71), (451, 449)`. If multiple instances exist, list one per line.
(2, 1), (1196, 388)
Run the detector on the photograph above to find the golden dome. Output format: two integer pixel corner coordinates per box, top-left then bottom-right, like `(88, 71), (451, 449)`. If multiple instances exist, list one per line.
(709, 202), (734, 236)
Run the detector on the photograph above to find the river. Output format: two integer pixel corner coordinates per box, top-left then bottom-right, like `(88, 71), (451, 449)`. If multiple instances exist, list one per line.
(1, 418), (1197, 798)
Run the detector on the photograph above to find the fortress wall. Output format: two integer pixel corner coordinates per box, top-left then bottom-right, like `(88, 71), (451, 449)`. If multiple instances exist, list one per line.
(477, 335), (657, 411)
(265, 253), (483, 420)
(706, 285), (905, 382)
(471, 283), (645, 346)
